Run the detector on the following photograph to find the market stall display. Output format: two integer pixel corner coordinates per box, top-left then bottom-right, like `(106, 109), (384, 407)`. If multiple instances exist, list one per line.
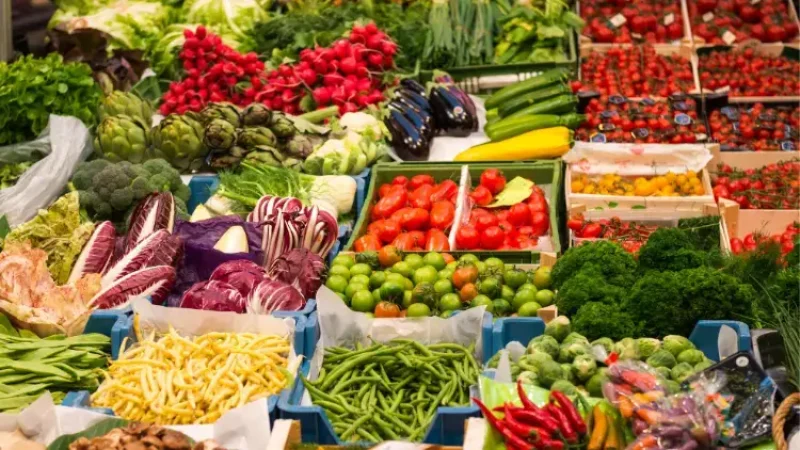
(687, 0), (800, 44)
(708, 102), (799, 151)
(698, 47), (800, 98)
(580, 0), (687, 44)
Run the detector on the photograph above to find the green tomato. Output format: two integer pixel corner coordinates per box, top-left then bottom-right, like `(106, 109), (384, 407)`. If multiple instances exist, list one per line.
(325, 275), (348, 293)
(345, 283), (368, 300)
(446, 261), (458, 271)
(407, 303), (431, 317)
(533, 267), (553, 289)
(512, 289), (537, 312)
(517, 301), (542, 317)
(484, 257), (505, 272)
(493, 299), (512, 316)
(479, 278), (500, 297)
(438, 269), (454, 280)
(332, 254), (355, 268)
(475, 261), (487, 274)
(329, 265), (351, 281)
(501, 285), (516, 302)
(422, 252), (447, 271)
(459, 254), (479, 264)
(413, 265), (439, 285)
(503, 269), (528, 289)
(518, 283), (538, 294)
(402, 277), (414, 291)
(380, 281), (404, 303)
(350, 263), (372, 278)
(471, 295), (493, 313)
(385, 273), (407, 285)
(391, 261), (412, 278)
(439, 310), (456, 318)
(369, 271), (387, 289)
(404, 254), (424, 270)
(372, 288), (382, 303)
(351, 290), (375, 312)
(439, 293), (462, 311)
(363, 312), (375, 319)
(350, 274), (371, 287)
(535, 289), (555, 307)
(402, 290), (414, 309)
(434, 279), (454, 297)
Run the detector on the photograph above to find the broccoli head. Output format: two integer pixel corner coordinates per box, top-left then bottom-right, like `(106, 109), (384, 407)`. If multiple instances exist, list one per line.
(638, 228), (709, 272)
(572, 302), (640, 341)
(551, 241), (637, 289)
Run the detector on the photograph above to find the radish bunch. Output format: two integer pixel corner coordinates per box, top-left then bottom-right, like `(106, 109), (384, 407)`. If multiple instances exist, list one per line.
(160, 26), (265, 116)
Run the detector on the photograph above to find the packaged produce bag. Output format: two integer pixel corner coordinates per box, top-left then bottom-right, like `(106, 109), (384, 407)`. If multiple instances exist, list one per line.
(0, 115), (92, 227)
(0, 392), (274, 448)
(564, 141), (713, 176)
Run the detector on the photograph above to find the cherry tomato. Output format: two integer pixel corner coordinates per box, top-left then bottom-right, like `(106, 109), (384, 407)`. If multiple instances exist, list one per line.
(371, 190), (407, 220)
(425, 229), (450, 251)
(374, 301), (401, 318)
(480, 169), (507, 195)
(507, 203), (531, 226)
(430, 201), (456, 230)
(729, 238), (744, 255)
(355, 235), (381, 252)
(567, 217), (585, 232)
(392, 176), (408, 186)
(409, 174), (435, 190)
(712, 185), (731, 202)
(480, 226), (504, 250)
(401, 208), (430, 231)
(470, 185), (493, 206)
(431, 180), (459, 202)
(475, 214), (498, 232)
(456, 225), (480, 249)
(530, 212), (549, 237)
(581, 223), (602, 238)
(408, 184), (434, 210)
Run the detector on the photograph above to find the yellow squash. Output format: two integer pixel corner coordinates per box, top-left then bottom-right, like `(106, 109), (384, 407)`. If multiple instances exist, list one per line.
(454, 126), (572, 161)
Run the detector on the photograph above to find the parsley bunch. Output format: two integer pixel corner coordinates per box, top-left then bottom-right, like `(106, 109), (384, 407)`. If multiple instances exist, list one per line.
(0, 54), (101, 145)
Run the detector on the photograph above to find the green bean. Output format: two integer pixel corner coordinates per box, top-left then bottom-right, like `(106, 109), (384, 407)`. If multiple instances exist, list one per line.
(330, 376), (380, 395)
(313, 400), (346, 415)
(357, 428), (380, 442)
(340, 414), (371, 440)
(371, 414), (399, 439)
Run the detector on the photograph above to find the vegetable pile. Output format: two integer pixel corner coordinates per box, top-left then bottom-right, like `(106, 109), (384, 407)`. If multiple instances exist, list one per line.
(571, 171), (707, 197)
(567, 215), (661, 253)
(91, 327), (295, 424)
(711, 160), (800, 210)
(63, 423), (222, 450)
(302, 340), (479, 442)
(326, 251), (555, 318)
(709, 103), (798, 152)
(581, 0), (685, 43)
(492, 1), (584, 65)
(729, 222), (798, 257)
(688, 0), (799, 44)
(698, 48), (800, 97)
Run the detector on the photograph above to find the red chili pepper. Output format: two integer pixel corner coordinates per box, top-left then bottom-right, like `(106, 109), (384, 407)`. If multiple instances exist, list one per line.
(545, 404), (578, 444)
(473, 398), (535, 450)
(550, 390), (587, 435)
(539, 438), (564, 450)
(517, 380), (541, 412)
(503, 404), (545, 441)
(507, 408), (560, 437)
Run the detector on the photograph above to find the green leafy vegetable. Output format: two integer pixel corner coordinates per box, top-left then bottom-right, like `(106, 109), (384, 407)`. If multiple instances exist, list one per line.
(0, 162), (34, 189)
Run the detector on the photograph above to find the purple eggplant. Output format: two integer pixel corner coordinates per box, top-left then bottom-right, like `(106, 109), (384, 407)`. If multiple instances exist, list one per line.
(429, 86), (477, 136)
(384, 109), (430, 161)
(400, 78), (426, 95)
(389, 101), (434, 140)
(397, 88), (433, 113)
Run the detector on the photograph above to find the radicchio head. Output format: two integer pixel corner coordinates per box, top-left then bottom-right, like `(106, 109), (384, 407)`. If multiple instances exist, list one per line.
(268, 248), (326, 298)
(210, 260), (267, 297)
(247, 278), (305, 314)
(179, 280), (247, 313)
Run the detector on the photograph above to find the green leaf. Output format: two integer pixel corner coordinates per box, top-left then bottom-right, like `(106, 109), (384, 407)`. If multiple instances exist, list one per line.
(631, 205), (647, 210)
(487, 176), (534, 208)
(0, 215), (9, 239)
(47, 418), (130, 450)
(57, 83), (68, 94)
(607, 201), (618, 208)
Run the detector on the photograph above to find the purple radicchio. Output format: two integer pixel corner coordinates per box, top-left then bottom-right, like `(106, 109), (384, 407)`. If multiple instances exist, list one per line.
(268, 248), (326, 299)
(90, 265), (176, 309)
(125, 192), (176, 253)
(247, 278), (306, 313)
(179, 280), (247, 313)
(68, 220), (116, 284)
(210, 260), (267, 298)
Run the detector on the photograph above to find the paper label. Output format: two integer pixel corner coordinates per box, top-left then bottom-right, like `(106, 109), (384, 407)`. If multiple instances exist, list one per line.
(703, 12), (714, 22)
(722, 30), (737, 44)
(610, 13), (627, 28)
(715, 86), (731, 94)
(632, 32), (643, 39)
(664, 13), (675, 26)
(751, 0), (761, 4)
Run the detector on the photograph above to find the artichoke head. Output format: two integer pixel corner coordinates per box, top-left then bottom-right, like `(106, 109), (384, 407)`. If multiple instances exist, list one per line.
(283, 134), (321, 159)
(199, 102), (242, 127)
(98, 91), (154, 124)
(151, 114), (208, 172)
(282, 157), (304, 172)
(237, 126), (278, 150)
(204, 119), (237, 150)
(241, 103), (273, 127)
(208, 153), (243, 170)
(244, 145), (285, 167)
(269, 113), (297, 139)
(94, 115), (152, 164)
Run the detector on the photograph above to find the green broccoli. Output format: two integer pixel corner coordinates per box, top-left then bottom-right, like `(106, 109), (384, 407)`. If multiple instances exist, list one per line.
(110, 188), (134, 211)
(637, 228), (710, 273)
(572, 302), (640, 341)
(555, 270), (627, 317)
(551, 241), (637, 289)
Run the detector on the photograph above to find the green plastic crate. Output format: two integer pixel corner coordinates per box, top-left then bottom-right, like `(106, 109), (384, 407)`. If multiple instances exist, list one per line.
(344, 161), (562, 263)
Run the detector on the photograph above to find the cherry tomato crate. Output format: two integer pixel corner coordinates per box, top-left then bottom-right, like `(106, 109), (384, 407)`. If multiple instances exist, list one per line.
(62, 312), (311, 425)
(687, 0), (800, 46)
(278, 311), (494, 446)
(576, 0), (694, 45)
(719, 198), (800, 254)
(344, 161), (564, 262)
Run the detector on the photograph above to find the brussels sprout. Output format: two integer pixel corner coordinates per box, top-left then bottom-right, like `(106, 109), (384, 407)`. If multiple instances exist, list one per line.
(561, 363), (577, 384)
(538, 360), (565, 388)
(563, 332), (590, 346)
(670, 362), (695, 383)
(676, 349), (705, 365)
(527, 335), (560, 359)
(573, 354), (598, 382)
(524, 352), (555, 372)
(654, 366), (672, 380)
(550, 380), (577, 395)
(636, 338), (662, 359)
(544, 316), (571, 343)
(591, 337), (614, 355)
(517, 370), (540, 386)
(694, 359), (714, 372)
(559, 342), (591, 363)
(646, 350), (678, 369)
(662, 335), (694, 357)
(663, 380), (681, 394)
(585, 370), (609, 397)
(613, 338), (640, 361)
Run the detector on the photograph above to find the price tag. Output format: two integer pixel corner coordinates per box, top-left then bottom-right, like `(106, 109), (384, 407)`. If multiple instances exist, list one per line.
(609, 95), (627, 104)
(751, 0), (761, 4)
(782, 141), (796, 151)
(632, 33), (643, 39)
(673, 101), (689, 111)
(599, 123), (616, 131)
(722, 30), (737, 44)
(600, 110), (619, 119)
(610, 14), (627, 28)
(664, 13), (675, 26)
(703, 12), (714, 22)
(674, 113), (693, 125)
(632, 128), (650, 139)
(641, 97), (656, 106)
(695, 133), (708, 141)
(591, 132), (607, 143)
(720, 106), (738, 120)
(715, 86), (731, 94)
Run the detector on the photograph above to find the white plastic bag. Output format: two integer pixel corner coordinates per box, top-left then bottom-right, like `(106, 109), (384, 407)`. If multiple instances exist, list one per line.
(0, 115), (92, 226)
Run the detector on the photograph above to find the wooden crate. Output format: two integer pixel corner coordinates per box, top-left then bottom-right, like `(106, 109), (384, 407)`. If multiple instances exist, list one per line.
(719, 199), (800, 248)
(709, 145), (800, 171)
(577, 0), (693, 45)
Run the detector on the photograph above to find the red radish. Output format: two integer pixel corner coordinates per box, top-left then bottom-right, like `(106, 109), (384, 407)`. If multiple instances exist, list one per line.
(356, 78), (371, 93)
(312, 86), (331, 105)
(366, 34), (384, 50)
(368, 53), (384, 67)
(340, 57), (357, 74)
(365, 22), (378, 35)
(313, 59), (329, 74)
(323, 73), (344, 87)
(381, 41), (397, 56)
(299, 69), (317, 86)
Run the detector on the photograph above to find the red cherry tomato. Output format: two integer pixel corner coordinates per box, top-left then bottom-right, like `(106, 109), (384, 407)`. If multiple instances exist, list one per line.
(430, 201), (456, 230)
(456, 225), (480, 249)
(392, 176), (408, 187)
(567, 217), (585, 232)
(480, 169), (507, 195)
(530, 212), (549, 237)
(470, 185), (493, 206)
(507, 203), (531, 226)
(431, 180), (459, 202)
(425, 229), (450, 251)
(581, 223), (602, 238)
(730, 238), (744, 254)
(409, 175), (435, 190)
(480, 226), (504, 249)
(475, 214), (498, 232)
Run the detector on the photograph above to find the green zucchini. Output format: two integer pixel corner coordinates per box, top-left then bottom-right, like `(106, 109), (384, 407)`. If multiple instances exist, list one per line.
(507, 94), (578, 118)
(497, 83), (571, 118)
(487, 113), (586, 141)
(484, 68), (570, 110)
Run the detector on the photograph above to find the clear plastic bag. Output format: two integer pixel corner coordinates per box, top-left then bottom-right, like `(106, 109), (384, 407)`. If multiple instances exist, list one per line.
(0, 115), (92, 227)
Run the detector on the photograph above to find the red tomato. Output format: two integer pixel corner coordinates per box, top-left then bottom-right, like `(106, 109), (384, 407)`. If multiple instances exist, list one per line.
(392, 176), (408, 187)
(496, 210), (510, 223)
(378, 184), (392, 198)
(581, 223), (602, 238)
(430, 201), (456, 230)
(408, 185), (434, 210)
(431, 180), (459, 202)
(409, 174), (435, 190)
(567, 217), (584, 232)
(456, 225), (480, 249)
(497, 220), (514, 234)
(402, 208), (430, 231)
(730, 238), (744, 254)
(408, 230), (426, 249)
(530, 212), (549, 237)
(368, 220), (384, 236)
(471, 185), (493, 206)
(781, 240), (795, 254)
(517, 226), (534, 236)
(355, 235), (381, 252)
(425, 229), (450, 251)
(712, 185), (731, 202)
(508, 203), (531, 226)
(376, 219), (401, 244)
(392, 233), (415, 251)
(390, 207), (413, 224)
(480, 169), (507, 195)
(475, 214), (498, 232)
(480, 226), (504, 249)
(371, 190), (407, 220)
(527, 193), (548, 213)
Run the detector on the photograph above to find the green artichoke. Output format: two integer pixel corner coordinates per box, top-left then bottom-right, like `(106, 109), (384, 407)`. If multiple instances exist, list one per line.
(241, 104), (272, 127)
(282, 157), (303, 172)
(269, 113), (296, 138)
(283, 134), (321, 159)
(98, 91), (154, 124)
(199, 102), (241, 127)
(151, 114), (207, 172)
(244, 145), (285, 167)
(204, 119), (237, 150)
(238, 126), (278, 149)
(94, 115), (152, 163)
(208, 153), (243, 170)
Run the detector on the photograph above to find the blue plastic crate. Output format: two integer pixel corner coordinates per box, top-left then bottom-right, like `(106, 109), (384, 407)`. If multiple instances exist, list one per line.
(83, 310), (131, 360)
(272, 299), (318, 324)
(278, 309), (490, 445)
(491, 317), (546, 358)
